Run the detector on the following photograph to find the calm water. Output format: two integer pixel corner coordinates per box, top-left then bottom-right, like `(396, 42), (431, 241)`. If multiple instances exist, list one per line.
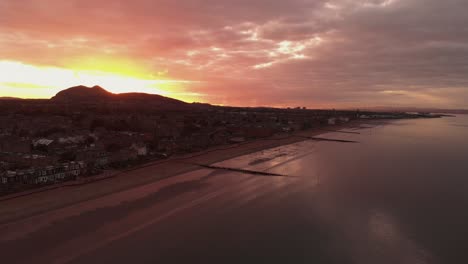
(216, 115), (468, 264)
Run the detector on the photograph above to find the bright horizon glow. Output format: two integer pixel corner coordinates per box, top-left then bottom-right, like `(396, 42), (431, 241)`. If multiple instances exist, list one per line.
(0, 60), (200, 101)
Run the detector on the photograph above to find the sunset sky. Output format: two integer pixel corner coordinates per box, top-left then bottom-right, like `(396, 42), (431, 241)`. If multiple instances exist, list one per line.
(1, 0), (467, 108)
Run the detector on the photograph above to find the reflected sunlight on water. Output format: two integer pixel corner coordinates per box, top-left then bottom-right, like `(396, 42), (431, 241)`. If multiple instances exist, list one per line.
(211, 115), (468, 263)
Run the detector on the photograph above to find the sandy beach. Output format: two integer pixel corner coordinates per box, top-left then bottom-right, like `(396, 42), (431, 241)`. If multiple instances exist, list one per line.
(0, 123), (361, 225)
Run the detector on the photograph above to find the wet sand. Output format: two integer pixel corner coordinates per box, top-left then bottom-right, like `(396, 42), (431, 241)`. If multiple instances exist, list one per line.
(0, 123), (360, 225)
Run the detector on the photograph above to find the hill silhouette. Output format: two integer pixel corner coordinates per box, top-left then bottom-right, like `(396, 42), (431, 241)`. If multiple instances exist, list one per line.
(52, 86), (112, 101)
(0, 97), (23, 101)
(52, 85), (191, 109)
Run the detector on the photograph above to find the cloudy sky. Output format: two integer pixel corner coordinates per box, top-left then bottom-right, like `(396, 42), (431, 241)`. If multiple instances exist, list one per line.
(1, 0), (468, 108)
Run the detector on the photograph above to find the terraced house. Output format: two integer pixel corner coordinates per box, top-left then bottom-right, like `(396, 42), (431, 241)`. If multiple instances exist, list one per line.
(0, 161), (86, 194)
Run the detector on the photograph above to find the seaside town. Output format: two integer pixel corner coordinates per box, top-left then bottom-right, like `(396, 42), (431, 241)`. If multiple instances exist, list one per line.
(0, 87), (441, 196)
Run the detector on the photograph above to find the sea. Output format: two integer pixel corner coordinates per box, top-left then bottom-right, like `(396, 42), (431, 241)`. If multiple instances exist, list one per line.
(212, 114), (468, 264)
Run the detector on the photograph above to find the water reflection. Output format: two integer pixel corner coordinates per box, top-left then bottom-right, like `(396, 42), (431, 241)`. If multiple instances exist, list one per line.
(310, 115), (468, 264)
(220, 115), (468, 263)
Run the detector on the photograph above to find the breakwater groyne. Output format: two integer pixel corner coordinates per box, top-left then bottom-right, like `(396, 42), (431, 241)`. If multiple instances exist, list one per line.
(192, 164), (296, 177)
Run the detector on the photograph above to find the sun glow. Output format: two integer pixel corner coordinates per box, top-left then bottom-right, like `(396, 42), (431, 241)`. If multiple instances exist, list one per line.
(0, 60), (198, 101)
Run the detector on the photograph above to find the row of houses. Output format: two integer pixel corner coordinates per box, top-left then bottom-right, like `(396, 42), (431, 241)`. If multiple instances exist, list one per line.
(0, 161), (86, 186)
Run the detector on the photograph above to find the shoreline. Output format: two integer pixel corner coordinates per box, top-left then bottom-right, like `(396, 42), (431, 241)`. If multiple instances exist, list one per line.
(0, 121), (364, 224)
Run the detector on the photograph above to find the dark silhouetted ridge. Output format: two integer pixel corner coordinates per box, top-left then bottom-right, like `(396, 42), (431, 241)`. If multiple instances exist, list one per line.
(0, 97), (23, 101)
(51, 85), (192, 109)
(52, 85), (112, 102)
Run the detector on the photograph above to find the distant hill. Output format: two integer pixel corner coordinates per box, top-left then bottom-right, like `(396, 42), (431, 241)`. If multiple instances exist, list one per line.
(52, 86), (112, 101)
(0, 97), (23, 101)
(52, 85), (194, 109)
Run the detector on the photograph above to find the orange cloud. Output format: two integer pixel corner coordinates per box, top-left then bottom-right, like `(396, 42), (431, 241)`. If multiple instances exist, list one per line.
(1, 0), (468, 108)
